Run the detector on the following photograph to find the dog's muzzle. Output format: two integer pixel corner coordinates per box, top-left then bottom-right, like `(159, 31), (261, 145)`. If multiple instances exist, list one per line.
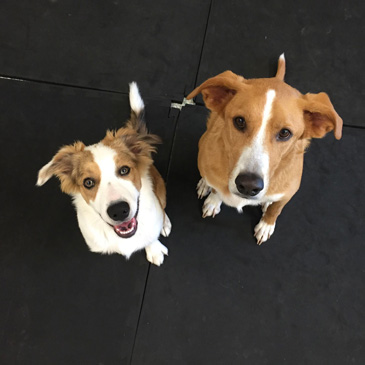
(107, 199), (140, 239)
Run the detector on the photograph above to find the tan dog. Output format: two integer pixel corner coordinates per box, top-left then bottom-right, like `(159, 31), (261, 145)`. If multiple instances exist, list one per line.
(187, 54), (343, 245)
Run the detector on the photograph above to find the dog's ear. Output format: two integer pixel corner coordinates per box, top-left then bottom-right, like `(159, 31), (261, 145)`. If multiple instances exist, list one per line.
(36, 142), (85, 193)
(299, 92), (343, 140)
(186, 71), (243, 112)
(110, 125), (161, 157)
(119, 133), (161, 173)
(122, 133), (161, 157)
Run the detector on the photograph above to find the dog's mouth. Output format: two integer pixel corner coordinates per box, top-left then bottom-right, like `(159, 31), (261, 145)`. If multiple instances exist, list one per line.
(113, 217), (138, 238)
(111, 199), (139, 239)
(234, 191), (259, 200)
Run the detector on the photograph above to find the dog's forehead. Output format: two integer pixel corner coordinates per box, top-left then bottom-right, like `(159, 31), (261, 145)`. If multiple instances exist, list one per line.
(86, 142), (137, 182)
(230, 78), (302, 119)
(243, 78), (300, 100)
(103, 133), (130, 154)
(87, 143), (115, 163)
(85, 143), (118, 178)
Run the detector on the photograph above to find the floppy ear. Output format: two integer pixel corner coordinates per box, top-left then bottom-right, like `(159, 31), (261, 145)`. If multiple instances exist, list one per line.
(186, 71), (243, 112)
(300, 92), (343, 140)
(36, 142), (85, 193)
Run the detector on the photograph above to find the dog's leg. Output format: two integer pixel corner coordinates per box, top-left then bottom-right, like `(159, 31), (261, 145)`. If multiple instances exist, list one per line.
(161, 212), (172, 237)
(145, 240), (168, 266)
(202, 190), (222, 218)
(254, 200), (288, 245)
(262, 202), (272, 214)
(197, 178), (211, 199)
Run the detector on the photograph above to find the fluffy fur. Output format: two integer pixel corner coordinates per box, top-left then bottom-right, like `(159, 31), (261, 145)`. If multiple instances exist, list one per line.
(37, 82), (171, 266)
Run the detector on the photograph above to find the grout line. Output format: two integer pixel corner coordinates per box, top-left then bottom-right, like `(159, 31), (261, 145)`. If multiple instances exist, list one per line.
(0, 74), (127, 95)
(129, 263), (151, 365)
(191, 0), (213, 90)
(343, 124), (365, 130)
(164, 111), (182, 187)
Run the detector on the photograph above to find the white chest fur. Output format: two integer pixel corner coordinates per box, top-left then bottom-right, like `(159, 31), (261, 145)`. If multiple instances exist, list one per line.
(219, 189), (284, 212)
(202, 176), (283, 213)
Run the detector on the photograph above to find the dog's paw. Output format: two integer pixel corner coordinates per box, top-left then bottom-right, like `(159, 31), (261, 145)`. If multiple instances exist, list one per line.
(254, 220), (276, 245)
(161, 213), (172, 237)
(202, 193), (222, 218)
(145, 241), (168, 266)
(197, 178), (211, 199)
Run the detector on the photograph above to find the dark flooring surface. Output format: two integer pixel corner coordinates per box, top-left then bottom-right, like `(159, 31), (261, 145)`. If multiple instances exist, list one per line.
(0, 1), (364, 364)
(0, 0), (210, 100)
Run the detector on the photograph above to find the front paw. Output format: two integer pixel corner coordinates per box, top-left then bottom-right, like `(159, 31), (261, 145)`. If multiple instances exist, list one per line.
(161, 213), (172, 237)
(202, 192), (222, 218)
(197, 178), (211, 199)
(145, 241), (168, 266)
(254, 220), (276, 245)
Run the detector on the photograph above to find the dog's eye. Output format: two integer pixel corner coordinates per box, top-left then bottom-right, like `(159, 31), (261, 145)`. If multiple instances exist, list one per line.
(233, 116), (246, 131)
(277, 128), (292, 141)
(119, 166), (130, 176)
(83, 178), (95, 189)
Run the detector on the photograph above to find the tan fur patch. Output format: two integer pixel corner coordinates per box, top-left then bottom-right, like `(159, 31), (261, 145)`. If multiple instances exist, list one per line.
(149, 165), (166, 210)
(55, 146), (101, 203)
(40, 142), (102, 203)
(113, 151), (142, 191)
(76, 157), (101, 203)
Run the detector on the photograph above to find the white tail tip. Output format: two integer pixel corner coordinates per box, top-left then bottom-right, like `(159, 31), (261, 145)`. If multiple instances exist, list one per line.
(129, 82), (145, 115)
(279, 53), (285, 61)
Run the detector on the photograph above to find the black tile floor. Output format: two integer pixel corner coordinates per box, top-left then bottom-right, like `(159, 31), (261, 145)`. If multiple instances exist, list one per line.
(0, 1), (364, 364)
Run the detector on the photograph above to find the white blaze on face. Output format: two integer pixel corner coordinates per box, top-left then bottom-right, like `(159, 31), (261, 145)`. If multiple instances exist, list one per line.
(229, 89), (276, 197)
(86, 143), (139, 224)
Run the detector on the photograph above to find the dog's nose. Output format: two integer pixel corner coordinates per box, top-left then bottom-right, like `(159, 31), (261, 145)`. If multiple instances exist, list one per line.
(235, 173), (264, 197)
(107, 201), (130, 221)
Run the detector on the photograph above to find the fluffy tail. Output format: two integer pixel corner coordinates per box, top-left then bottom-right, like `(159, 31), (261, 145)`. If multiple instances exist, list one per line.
(128, 82), (147, 134)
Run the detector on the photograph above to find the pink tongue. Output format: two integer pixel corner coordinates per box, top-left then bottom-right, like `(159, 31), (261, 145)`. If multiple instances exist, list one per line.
(114, 217), (137, 237)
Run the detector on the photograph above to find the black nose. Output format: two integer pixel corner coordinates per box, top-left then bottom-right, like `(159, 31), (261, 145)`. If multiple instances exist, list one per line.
(235, 173), (264, 197)
(107, 201), (130, 221)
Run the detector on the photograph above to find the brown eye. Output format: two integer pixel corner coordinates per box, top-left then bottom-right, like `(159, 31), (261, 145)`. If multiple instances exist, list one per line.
(277, 128), (292, 141)
(119, 166), (130, 176)
(83, 178), (95, 189)
(233, 116), (246, 131)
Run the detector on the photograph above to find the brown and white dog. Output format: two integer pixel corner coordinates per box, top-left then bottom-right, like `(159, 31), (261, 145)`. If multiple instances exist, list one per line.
(37, 83), (171, 265)
(187, 54), (342, 245)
